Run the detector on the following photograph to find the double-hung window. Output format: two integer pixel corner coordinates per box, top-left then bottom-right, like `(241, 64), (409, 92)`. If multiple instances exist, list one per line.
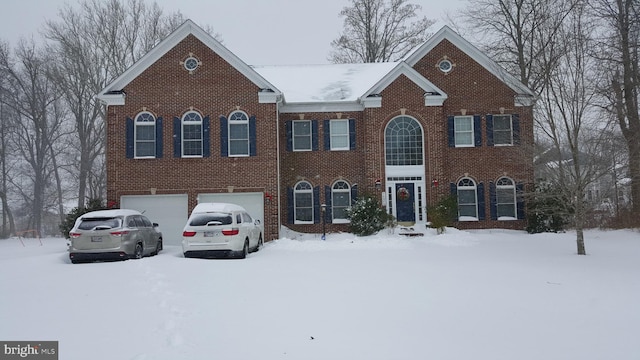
(457, 178), (478, 220)
(496, 177), (516, 219)
(182, 112), (202, 157)
(134, 112), (156, 158)
(294, 181), (313, 223)
(293, 120), (312, 151)
(329, 120), (349, 150)
(454, 116), (474, 147)
(493, 115), (513, 145)
(331, 181), (351, 223)
(228, 111), (249, 156)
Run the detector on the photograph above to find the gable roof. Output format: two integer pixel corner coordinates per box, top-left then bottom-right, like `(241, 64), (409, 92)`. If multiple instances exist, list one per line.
(97, 19), (280, 105)
(404, 25), (535, 98)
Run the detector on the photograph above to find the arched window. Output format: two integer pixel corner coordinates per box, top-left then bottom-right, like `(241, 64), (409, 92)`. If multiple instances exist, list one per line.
(228, 111), (249, 156)
(332, 180), (351, 223)
(294, 181), (313, 223)
(457, 177), (478, 219)
(182, 111), (202, 157)
(385, 116), (423, 166)
(134, 112), (155, 158)
(496, 177), (516, 218)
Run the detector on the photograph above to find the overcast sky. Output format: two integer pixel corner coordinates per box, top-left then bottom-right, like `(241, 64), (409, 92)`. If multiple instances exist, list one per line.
(0, 0), (464, 65)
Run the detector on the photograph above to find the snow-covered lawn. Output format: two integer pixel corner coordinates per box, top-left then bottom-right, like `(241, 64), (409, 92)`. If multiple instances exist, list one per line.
(1, 227), (638, 360)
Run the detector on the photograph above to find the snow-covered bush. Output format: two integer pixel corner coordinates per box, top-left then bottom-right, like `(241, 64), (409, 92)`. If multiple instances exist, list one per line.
(59, 198), (106, 238)
(427, 195), (458, 234)
(345, 195), (390, 236)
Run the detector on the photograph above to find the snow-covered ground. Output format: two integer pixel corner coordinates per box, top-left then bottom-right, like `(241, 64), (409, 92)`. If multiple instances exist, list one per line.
(1, 227), (639, 360)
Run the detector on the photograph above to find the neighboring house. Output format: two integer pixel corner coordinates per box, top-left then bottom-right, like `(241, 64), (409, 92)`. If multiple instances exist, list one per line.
(98, 20), (535, 245)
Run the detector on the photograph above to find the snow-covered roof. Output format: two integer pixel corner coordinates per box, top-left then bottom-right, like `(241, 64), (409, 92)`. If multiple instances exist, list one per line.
(192, 202), (246, 214)
(80, 209), (141, 218)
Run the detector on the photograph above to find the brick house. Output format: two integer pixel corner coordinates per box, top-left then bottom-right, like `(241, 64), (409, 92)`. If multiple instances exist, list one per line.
(98, 20), (535, 245)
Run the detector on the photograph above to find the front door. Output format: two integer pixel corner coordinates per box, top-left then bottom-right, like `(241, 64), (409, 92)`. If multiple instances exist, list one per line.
(395, 183), (415, 223)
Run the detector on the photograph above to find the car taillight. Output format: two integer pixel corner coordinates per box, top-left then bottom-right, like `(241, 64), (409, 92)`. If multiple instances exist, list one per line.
(183, 231), (196, 237)
(110, 230), (129, 237)
(222, 228), (239, 236)
(69, 232), (81, 238)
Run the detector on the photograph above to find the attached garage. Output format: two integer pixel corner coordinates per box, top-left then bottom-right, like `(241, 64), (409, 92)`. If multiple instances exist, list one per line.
(120, 194), (188, 246)
(197, 192), (264, 226)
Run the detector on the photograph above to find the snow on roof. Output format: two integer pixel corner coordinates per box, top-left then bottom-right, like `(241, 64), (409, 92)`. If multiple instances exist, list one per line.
(80, 209), (141, 218)
(192, 202), (246, 213)
(253, 62), (398, 103)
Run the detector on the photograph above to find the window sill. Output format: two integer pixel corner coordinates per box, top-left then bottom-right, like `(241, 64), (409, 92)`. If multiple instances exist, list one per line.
(294, 221), (314, 225)
(454, 144), (474, 148)
(133, 156), (157, 159)
(458, 216), (479, 221)
(498, 216), (517, 221)
(182, 155), (203, 158)
(332, 219), (350, 224)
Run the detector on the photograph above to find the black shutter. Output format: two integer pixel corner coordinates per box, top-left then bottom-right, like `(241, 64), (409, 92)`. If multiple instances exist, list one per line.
(325, 185), (332, 223)
(155, 117), (163, 158)
(312, 120), (319, 151)
(287, 187), (294, 224)
(249, 115), (257, 156)
(324, 120), (330, 150)
(490, 182), (497, 220)
(220, 116), (228, 157)
(477, 182), (486, 220)
(286, 121), (293, 152)
(512, 114), (520, 145)
(474, 115), (482, 147)
(516, 182), (525, 219)
(349, 119), (356, 150)
(447, 116), (455, 147)
(313, 186), (320, 224)
(173, 117), (181, 158)
(203, 116), (210, 157)
(126, 117), (134, 159)
(486, 114), (494, 147)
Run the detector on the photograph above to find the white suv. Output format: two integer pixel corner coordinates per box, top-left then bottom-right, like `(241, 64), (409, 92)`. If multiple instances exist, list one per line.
(182, 203), (263, 259)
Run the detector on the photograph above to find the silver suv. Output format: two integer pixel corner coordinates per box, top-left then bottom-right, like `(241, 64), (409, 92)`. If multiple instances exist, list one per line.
(68, 209), (163, 263)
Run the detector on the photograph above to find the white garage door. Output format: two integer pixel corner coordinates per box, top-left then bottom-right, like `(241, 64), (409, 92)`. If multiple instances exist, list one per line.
(197, 192), (264, 226)
(120, 194), (188, 246)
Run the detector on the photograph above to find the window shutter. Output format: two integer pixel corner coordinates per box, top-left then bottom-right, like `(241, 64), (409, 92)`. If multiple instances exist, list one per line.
(490, 182), (497, 220)
(512, 114), (521, 145)
(349, 119), (356, 150)
(312, 120), (319, 151)
(474, 115), (482, 147)
(447, 116), (455, 147)
(325, 185), (332, 223)
(249, 115), (257, 156)
(287, 187), (294, 224)
(477, 182), (486, 220)
(203, 116), (210, 158)
(219, 116), (228, 157)
(313, 186), (320, 224)
(126, 117), (134, 159)
(285, 121), (292, 152)
(486, 114), (494, 147)
(323, 120), (330, 150)
(155, 117), (163, 158)
(516, 182), (525, 219)
(351, 184), (358, 204)
(173, 117), (181, 158)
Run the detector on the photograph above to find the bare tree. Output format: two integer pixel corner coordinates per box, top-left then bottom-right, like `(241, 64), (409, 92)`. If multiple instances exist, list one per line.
(0, 57), (17, 237)
(591, 0), (640, 216)
(44, 0), (196, 209)
(329, 0), (435, 63)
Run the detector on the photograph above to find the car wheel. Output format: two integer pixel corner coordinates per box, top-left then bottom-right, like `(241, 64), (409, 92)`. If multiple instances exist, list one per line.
(255, 234), (263, 252)
(134, 243), (143, 259)
(153, 240), (162, 256)
(238, 239), (249, 259)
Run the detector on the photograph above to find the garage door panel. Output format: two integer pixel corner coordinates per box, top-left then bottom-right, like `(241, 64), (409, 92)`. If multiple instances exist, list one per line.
(121, 194), (188, 246)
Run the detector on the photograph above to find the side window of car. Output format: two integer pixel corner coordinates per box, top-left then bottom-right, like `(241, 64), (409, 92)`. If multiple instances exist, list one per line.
(236, 213), (242, 224)
(134, 216), (146, 228)
(242, 212), (253, 223)
(141, 216), (153, 227)
(127, 217), (137, 228)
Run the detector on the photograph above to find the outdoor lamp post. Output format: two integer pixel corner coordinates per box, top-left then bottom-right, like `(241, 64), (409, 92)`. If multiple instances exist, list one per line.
(321, 203), (326, 240)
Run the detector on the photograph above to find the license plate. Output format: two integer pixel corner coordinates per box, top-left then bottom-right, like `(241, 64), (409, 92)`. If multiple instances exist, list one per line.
(204, 231), (219, 237)
(91, 236), (103, 242)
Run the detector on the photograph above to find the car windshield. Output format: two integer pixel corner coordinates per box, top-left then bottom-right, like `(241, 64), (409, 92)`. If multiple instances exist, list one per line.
(189, 212), (233, 226)
(78, 217), (121, 230)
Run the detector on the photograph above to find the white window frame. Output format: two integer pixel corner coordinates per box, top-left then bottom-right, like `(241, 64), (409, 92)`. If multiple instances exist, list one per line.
(331, 180), (351, 223)
(182, 111), (203, 158)
(454, 115), (474, 147)
(134, 112), (156, 158)
(457, 177), (478, 221)
(496, 177), (517, 220)
(493, 114), (513, 146)
(330, 119), (349, 151)
(294, 181), (314, 224)
(228, 111), (249, 157)
(293, 120), (312, 151)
